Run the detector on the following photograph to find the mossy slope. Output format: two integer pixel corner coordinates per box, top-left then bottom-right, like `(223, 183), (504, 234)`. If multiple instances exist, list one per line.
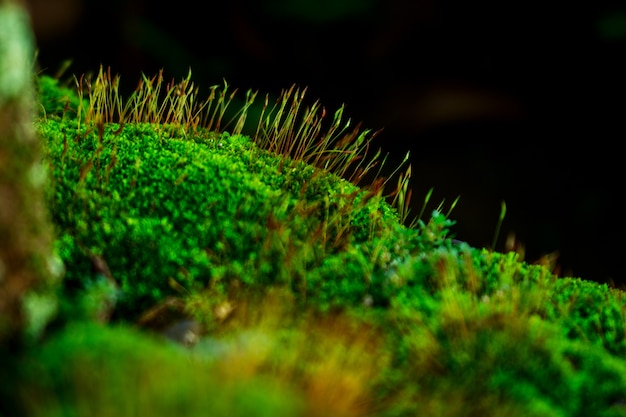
(14, 72), (626, 417)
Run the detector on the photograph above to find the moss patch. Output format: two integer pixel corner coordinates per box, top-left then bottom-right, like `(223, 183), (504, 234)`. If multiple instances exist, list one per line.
(9, 69), (626, 417)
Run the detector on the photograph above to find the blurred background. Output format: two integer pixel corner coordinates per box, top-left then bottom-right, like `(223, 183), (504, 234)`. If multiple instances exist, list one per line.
(25, 0), (626, 285)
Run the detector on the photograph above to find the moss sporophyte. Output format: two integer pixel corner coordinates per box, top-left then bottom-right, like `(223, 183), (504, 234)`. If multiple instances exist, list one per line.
(36, 66), (424, 314)
(23, 64), (626, 417)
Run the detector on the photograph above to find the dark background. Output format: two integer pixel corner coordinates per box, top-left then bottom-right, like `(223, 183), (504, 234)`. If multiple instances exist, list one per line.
(26, 0), (626, 285)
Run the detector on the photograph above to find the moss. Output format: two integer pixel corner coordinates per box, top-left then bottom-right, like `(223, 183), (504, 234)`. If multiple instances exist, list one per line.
(36, 75), (84, 120)
(13, 68), (626, 417)
(18, 321), (305, 417)
(39, 111), (410, 318)
(383, 254), (626, 416)
(542, 277), (626, 357)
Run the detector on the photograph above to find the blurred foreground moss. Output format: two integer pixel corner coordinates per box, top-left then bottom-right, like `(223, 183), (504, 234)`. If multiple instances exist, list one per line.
(17, 321), (304, 417)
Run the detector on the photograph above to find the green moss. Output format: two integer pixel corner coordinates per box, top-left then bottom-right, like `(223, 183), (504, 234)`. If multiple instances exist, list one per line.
(543, 277), (626, 357)
(18, 321), (304, 417)
(40, 112), (410, 318)
(383, 254), (626, 416)
(36, 75), (84, 120)
(16, 68), (626, 417)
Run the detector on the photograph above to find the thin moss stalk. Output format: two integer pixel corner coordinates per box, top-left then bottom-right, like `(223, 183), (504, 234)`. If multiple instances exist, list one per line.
(71, 66), (414, 217)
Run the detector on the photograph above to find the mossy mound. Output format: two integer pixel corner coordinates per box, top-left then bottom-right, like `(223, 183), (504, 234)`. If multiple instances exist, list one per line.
(10, 71), (626, 417)
(37, 74), (418, 320)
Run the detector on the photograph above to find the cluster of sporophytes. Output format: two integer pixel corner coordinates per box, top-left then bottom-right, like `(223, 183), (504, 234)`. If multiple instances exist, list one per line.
(12, 66), (626, 417)
(37, 65), (425, 319)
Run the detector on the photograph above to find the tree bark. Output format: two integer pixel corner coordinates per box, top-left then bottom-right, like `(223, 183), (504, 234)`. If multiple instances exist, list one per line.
(0, 0), (59, 348)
